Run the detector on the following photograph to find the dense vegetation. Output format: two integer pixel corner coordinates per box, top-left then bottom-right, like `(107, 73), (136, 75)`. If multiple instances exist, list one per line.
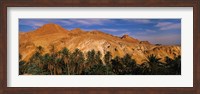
(19, 46), (181, 75)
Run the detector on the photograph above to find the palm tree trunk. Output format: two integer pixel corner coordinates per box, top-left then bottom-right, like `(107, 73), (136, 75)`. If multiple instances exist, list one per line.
(67, 65), (70, 75)
(54, 68), (56, 75)
(50, 70), (53, 75)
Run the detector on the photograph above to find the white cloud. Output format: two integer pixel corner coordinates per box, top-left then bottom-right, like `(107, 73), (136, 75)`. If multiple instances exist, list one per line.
(19, 20), (47, 29)
(155, 22), (172, 27)
(68, 19), (112, 26)
(133, 19), (152, 24)
(155, 22), (181, 31)
(33, 23), (45, 27)
(99, 28), (128, 32)
(48, 19), (73, 25)
(135, 29), (156, 35)
(124, 19), (152, 24)
(160, 23), (181, 30)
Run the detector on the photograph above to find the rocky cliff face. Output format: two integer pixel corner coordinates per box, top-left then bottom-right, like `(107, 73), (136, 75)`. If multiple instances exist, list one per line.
(19, 23), (181, 64)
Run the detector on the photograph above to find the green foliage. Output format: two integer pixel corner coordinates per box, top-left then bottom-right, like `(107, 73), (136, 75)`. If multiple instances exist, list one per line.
(19, 61), (26, 75)
(69, 48), (85, 74)
(104, 51), (112, 65)
(111, 56), (123, 74)
(19, 46), (181, 75)
(121, 54), (136, 74)
(61, 47), (70, 74)
(86, 50), (96, 66)
(85, 63), (113, 75)
(26, 63), (43, 75)
(166, 55), (181, 75)
(145, 54), (162, 75)
(95, 51), (102, 64)
(137, 62), (151, 75)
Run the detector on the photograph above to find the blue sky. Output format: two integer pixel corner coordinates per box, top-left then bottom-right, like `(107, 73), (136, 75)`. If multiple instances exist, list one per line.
(19, 19), (181, 45)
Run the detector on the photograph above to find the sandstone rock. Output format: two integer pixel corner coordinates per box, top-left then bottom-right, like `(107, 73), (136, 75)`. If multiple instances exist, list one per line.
(19, 23), (181, 64)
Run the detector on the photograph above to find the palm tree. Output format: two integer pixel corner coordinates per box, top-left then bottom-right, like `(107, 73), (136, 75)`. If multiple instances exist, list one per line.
(42, 53), (51, 74)
(29, 49), (42, 69)
(86, 63), (107, 75)
(61, 47), (70, 75)
(165, 56), (173, 64)
(76, 49), (85, 74)
(174, 55), (181, 75)
(54, 58), (63, 75)
(170, 55), (181, 75)
(145, 54), (161, 75)
(26, 63), (43, 75)
(95, 51), (102, 64)
(19, 53), (27, 75)
(104, 51), (112, 65)
(47, 45), (58, 75)
(104, 51), (112, 74)
(121, 54), (136, 74)
(50, 45), (56, 58)
(19, 53), (24, 74)
(25, 49), (43, 75)
(54, 50), (65, 75)
(86, 50), (96, 67)
(70, 49), (85, 75)
(43, 54), (54, 75)
(139, 62), (151, 75)
(27, 46), (44, 70)
(111, 56), (123, 74)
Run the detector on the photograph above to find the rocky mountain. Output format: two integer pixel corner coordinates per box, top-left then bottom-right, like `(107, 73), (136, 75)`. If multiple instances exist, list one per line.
(19, 23), (181, 64)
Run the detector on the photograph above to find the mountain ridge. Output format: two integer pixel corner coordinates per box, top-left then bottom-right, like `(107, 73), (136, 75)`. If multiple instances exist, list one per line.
(19, 23), (181, 64)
